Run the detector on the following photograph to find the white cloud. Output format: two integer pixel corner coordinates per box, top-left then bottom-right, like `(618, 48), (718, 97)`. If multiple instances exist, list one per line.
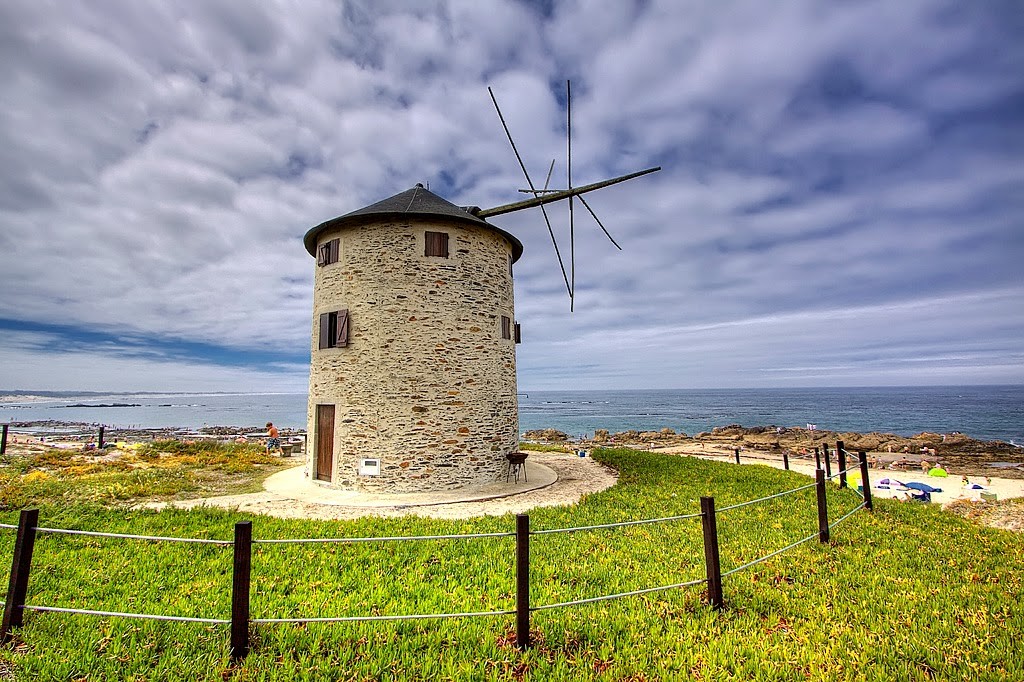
(0, 0), (1021, 392)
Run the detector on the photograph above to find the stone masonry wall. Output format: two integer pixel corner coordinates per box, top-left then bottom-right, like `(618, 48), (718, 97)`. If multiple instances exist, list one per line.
(307, 218), (519, 492)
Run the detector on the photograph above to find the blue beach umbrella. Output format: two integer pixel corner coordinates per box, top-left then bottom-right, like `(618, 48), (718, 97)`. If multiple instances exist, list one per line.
(904, 482), (942, 494)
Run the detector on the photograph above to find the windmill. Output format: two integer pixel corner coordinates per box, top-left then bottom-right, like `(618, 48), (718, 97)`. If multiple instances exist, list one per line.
(476, 80), (661, 310)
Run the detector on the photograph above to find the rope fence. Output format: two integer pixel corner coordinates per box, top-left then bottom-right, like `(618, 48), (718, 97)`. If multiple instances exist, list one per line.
(33, 527), (233, 545)
(253, 608), (514, 624)
(532, 510), (703, 535)
(0, 440), (874, 657)
(252, 530), (514, 545)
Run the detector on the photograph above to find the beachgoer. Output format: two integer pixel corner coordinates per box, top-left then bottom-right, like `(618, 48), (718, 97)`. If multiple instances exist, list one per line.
(920, 459), (930, 473)
(266, 422), (280, 454)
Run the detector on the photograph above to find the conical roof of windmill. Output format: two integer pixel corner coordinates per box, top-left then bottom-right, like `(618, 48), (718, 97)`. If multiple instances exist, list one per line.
(304, 183), (524, 261)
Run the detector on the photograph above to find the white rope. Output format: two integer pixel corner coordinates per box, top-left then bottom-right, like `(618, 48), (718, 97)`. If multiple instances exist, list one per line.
(0, 523), (18, 530)
(532, 577), (706, 611)
(34, 527), (232, 545)
(253, 531), (514, 545)
(826, 466), (859, 482)
(721, 530), (821, 577)
(828, 502), (867, 530)
(22, 604), (228, 624)
(254, 609), (513, 624)
(532, 512), (702, 536)
(716, 481), (818, 514)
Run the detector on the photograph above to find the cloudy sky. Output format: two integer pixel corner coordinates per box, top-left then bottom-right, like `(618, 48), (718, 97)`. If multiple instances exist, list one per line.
(1, 0), (1021, 393)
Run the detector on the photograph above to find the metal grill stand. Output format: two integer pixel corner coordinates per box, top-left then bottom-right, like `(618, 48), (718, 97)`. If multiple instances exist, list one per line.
(506, 453), (528, 483)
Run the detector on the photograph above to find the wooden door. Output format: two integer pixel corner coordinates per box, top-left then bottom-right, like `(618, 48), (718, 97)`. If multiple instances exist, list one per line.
(315, 404), (335, 481)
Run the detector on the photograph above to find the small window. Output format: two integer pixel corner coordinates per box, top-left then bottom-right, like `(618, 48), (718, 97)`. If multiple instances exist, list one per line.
(319, 309), (349, 349)
(509, 255), (514, 278)
(514, 322), (521, 344)
(425, 231), (448, 258)
(501, 316), (511, 340)
(317, 239), (339, 266)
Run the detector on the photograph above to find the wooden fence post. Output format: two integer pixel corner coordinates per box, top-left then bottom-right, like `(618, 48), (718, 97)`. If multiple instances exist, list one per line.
(1, 425), (8, 455)
(782, 450), (789, 470)
(230, 521), (253, 660)
(700, 497), (724, 609)
(814, 447), (821, 470)
(98, 426), (105, 449)
(734, 448), (740, 465)
(858, 450), (873, 511)
(2, 508), (39, 642)
(836, 440), (847, 489)
(515, 514), (531, 650)
(823, 444), (832, 478)
(815, 469), (830, 544)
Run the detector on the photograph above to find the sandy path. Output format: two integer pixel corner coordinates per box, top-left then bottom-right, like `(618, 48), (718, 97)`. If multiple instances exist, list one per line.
(148, 453), (619, 520)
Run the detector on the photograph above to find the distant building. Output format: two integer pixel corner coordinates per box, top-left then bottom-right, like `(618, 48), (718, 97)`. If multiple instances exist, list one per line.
(303, 184), (523, 492)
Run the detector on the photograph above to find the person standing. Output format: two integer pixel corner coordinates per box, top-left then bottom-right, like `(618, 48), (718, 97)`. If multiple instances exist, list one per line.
(265, 422), (280, 455)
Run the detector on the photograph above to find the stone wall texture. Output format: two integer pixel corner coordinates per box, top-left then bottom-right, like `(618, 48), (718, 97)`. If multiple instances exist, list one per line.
(306, 218), (519, 492)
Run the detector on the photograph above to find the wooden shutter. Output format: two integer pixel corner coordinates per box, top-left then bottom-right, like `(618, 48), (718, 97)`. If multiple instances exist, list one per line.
(501, 316), (511, 340)
(425, 231), (448, 257)
(514, 322), (521, 344)
(319, 313), (331, 349)
(335, 309), (349, 347)
(317, 239), (339, 266)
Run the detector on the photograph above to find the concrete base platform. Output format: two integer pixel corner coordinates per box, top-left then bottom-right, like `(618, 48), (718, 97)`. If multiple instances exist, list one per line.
(263, 461), (558, 508)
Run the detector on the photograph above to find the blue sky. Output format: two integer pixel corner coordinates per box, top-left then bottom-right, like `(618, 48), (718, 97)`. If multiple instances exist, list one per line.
(0, 0), (1021, 392)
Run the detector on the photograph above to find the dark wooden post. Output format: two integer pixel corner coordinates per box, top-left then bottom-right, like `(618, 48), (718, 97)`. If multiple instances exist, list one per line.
(782, 450), (790, 470)
(858, 450), (873, 511)
(823, 443), (832, 478)
(97, 426), (105, 449)
(230, 521), (253, 660)
(515, 514), (531, 650)
(700, 497), (724, 609)
(1, 425), (8, 455)
(814, 446), (821, 470)
(836, 440), (847, 489)
(815, 469), (830, 544)
(734, 448), (740, 464)
(2, 508), (39, 642)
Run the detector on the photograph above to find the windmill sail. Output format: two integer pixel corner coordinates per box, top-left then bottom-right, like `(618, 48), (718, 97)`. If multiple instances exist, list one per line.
(483, 81), (660, 310)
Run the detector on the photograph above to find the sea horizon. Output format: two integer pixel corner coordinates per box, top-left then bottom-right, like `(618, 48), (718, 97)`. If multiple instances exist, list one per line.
(2, 385), (1022, 445)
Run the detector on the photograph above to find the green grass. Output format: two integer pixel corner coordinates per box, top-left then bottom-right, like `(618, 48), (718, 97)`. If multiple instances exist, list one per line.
(0, 441), (288, 509)
(0, 448), (1021, 680)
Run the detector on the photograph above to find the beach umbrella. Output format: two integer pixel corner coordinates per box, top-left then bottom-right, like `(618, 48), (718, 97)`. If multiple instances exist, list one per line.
(928, 467), (948, 477)
(904, 481), (942, 494)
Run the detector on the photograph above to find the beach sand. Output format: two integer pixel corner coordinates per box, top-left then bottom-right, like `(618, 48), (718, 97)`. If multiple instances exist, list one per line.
(656, 442), (1024, 506)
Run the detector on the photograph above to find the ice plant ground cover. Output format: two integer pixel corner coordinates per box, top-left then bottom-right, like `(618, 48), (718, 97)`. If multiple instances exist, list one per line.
(0, 445), (1020, 681)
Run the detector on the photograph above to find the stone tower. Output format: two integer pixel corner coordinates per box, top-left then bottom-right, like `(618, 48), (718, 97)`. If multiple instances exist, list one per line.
(303, 184), (524, 492)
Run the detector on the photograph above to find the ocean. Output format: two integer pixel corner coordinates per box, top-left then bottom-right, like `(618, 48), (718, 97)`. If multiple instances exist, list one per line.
(2, 386), (1022, 444)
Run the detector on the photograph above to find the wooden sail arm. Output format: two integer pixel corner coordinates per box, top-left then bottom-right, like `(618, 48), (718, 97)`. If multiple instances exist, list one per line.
(474, 166), (661, 218)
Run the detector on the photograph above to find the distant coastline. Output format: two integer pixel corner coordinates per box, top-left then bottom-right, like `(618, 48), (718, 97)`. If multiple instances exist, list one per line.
(2, 386), (1022, 445)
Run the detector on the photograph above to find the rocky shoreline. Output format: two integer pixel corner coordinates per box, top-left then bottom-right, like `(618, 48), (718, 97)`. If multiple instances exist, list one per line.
(5, 420), (1022, 480)
(523, 424), (1024, 479)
